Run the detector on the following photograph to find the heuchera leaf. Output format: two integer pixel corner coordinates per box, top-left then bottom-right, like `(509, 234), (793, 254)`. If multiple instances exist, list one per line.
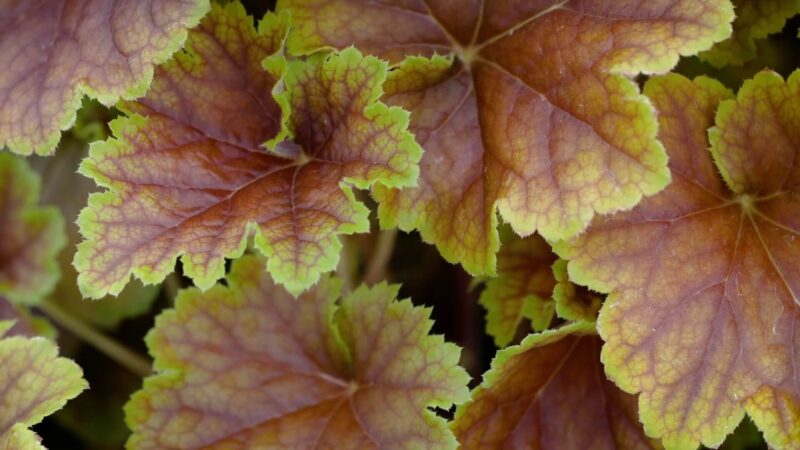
(557, 72), (800, 448)
(0, 0), (210, 156)
(75, 2), (421, 298)
(452, 322), (659, 449)
(552, 259), (603, 323)
(125, 255), (470, 449)
(479, 232), (557, 347)
(32, 139), (159, 329)
(278, 0), (735, 275)
(0, 321), (87, 450)
(699, 0), (800, 67)
(0, 153), (65, 305)
(0, 297), (54, 339)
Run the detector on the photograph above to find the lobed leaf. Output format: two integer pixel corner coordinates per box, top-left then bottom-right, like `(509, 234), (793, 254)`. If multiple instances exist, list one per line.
(0, 0), (210, 156)
(278, 0), (735, 275)
(0, 321), (87, 450)
(699, 0), (800, 67)
(75, 2), (421, 298)
(452, 322), (659, 449)
(125, 255), (470, 449)
(32, 139), (159, 329)
(0, 154), (65, 305)
(557, 72), (800, 448)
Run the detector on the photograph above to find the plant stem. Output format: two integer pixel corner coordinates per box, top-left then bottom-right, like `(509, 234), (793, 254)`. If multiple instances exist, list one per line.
(337, 235), (359, 293)
(38, 300), (152, 378)
(364, 228), (397, 285)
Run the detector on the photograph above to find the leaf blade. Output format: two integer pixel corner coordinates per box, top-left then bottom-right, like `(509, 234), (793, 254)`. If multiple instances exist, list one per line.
(125, 255), (470, 449)
(0, 0), (210, 156)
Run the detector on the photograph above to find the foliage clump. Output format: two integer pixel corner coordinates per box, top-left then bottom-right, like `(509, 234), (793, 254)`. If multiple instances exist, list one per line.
(0, 1), (798, 449)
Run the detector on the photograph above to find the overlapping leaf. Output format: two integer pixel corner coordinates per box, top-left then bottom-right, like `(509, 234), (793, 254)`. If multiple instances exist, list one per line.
(0, 0), (210, 156)
(75, 2), (421, 298)
(452, 322), (658, 449)
(699, 0), (800, 67)
(552, 259), (603, 323)
(480, 232), (605, 347)
(479, 232), (557, 347)
(0, 298), (53, 338)
(557, 72), (800, 448)
(126, 255), (470, 449)
(0, 153), (65, 305)
(32, 138), (158, 329)
(279, 0), (734, 275)
(0, 321), (87, 450)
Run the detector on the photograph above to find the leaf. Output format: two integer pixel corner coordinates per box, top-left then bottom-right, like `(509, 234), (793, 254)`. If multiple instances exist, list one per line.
(699, 0), (800, 67)
(557, 72), (800, 448)
(479, 232), (557, 347)
(452, 322), (660, 450)
(125, 255), (470, 449)
(479, 231), (605, 347)
(0, 321), (87, 450)
(0, 153), (66, 305)
(0, 0), (210, 156)
(75, 2), (421, 298)
(0, 297), (54, 339)
(552, 259), (603, 323)
(31, 138), (158, 329)
(278, 0), (735, 275)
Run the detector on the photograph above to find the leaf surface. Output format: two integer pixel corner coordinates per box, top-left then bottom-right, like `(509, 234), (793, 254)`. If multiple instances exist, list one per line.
(699, 0), (800, 67)
(558, 72), (800, 448)
(0, 297), (53, 338)
(0, 154), (65, 305)
(279, 0), (734, 274)
(480, 232), (557, 347)
(452, 322), (659, 449)
(552, 259), (603, 323)
(75, 2), (421, 298)
(126, 255), (470, 449)
(0, 321), (87, 450)
(0, 0), (209, 156)
(32, 138), (158, 328)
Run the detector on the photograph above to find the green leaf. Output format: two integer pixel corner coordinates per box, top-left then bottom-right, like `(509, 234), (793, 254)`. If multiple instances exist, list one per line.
(0, 321), (87, 450)
(126, 255), (470, 449)
(552, 259), (603, 323)
(479, 232), (557, 347)
(0, 153), (65, 305)
(699, 0), (800, 67)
